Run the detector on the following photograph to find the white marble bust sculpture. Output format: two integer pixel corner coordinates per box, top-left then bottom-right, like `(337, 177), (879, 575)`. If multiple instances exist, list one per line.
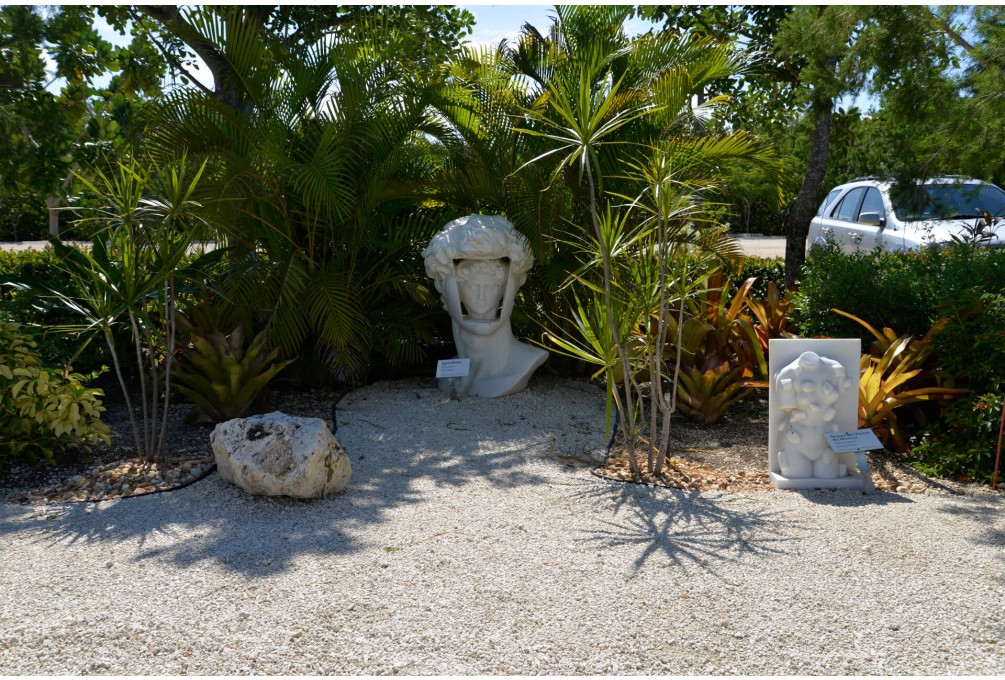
(775, 351), (856, 479)
(422, 214), (548, 398)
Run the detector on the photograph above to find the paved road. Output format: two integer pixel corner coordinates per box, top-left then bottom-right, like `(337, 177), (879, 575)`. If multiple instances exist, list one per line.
(730, 234), (787, 258)
(2, 237), (788, 258)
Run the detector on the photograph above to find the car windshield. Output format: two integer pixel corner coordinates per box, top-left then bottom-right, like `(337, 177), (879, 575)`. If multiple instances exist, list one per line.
(889, 182), (1005, 221)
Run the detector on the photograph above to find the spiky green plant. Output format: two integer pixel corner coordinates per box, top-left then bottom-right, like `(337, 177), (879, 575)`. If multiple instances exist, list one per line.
(44, 156), (212, 463)
(173, 321), (292, 425)
(833, 309), (966, 450)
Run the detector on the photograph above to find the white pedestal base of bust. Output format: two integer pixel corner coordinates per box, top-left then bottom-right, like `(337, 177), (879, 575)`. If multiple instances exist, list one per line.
(768, 338), (864, 492)
(437, 346), (547, 398)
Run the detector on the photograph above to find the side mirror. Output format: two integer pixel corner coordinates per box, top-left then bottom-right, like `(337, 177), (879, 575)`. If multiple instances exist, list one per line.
(858, 212), (886, 228)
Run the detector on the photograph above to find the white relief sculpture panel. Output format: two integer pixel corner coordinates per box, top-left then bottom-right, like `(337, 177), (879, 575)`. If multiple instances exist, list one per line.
(423, 214), (548, 398)
(768, 338), (869, 490)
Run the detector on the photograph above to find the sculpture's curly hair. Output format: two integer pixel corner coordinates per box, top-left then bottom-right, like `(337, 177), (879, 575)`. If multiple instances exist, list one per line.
(422, 214), (534, 293)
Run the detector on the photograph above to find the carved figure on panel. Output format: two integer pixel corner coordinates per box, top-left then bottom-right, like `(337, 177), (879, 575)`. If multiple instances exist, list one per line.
(774, 351), (857, 479)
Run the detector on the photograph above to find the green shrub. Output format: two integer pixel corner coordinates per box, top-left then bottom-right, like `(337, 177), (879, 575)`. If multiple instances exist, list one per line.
(910, 393), (1003, 484)
(0, 200), (47, 241)
(791, 244), (931, 345)
(909, 293), (1005, 483)
(793, 243), (1005, 347)
(0, 247), (112, 374)
(731, 256), (786, 299)
(0, 322), (110, 471)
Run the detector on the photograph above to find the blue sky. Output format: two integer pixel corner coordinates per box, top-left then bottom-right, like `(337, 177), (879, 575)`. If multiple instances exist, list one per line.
(462, 4), (653, 47)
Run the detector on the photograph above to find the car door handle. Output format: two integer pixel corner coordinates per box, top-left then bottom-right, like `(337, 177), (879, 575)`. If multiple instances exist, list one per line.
(849, 232), (863, 243)
(822, 227), (834, 236)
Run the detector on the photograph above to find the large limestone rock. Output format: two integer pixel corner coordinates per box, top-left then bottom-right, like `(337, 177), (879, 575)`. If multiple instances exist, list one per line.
(211, 412), (351, 498)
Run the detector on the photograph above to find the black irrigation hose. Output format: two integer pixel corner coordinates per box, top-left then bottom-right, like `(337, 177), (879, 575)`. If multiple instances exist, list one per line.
(58, 387), (359, 505)
(589, 419), (691, 489)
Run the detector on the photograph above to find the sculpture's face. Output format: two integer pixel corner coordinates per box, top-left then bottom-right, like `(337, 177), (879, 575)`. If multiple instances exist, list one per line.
(455, 259), (507, 319)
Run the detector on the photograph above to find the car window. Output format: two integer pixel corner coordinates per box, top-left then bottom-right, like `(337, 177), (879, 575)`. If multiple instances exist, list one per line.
(889, 182), (1005, 221)
(817, 188), (842, 216)
(833, 188), (866, 222)
(858, 188), (885, 219)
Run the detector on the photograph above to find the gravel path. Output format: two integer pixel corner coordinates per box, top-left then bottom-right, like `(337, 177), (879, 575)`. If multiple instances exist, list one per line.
(1, 377), (1003, 674)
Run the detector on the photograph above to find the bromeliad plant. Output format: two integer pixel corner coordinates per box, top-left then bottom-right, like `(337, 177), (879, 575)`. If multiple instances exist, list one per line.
(173, 301), (293, 425)
(743, 279), (797, 355)
(662, 272), (766, 424)
(832, 309), (966, 451)
(45, 156), (214, 463)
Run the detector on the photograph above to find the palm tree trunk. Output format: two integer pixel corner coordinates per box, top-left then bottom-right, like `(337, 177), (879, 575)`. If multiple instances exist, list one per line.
(784, 102), (834, 288)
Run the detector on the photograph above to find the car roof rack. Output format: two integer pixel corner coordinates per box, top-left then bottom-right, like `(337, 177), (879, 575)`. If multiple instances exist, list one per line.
(849, 176), (880, 182)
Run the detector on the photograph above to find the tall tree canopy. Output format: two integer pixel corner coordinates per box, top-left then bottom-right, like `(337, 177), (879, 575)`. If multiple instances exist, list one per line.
(0, 4), (474, 240)
(0, 5), (167, 238)
(643, 5), (995, 285)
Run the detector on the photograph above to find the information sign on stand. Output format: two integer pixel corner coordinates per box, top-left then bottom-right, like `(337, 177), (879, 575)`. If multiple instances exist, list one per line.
(824, 429), (882, 495)
(435, 359), (470, 379)
(436, 359), (470, 401)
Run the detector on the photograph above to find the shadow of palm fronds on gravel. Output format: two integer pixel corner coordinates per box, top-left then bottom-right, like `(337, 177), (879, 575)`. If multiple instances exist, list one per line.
(573, 482), (800, 578)
(0, 481), (372, 578)
(936, 495), (1005, 571)
(0, 377), (609, 578)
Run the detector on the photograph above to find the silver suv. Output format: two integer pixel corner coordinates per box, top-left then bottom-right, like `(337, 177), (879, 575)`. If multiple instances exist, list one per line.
(807, 176), (1005, 255)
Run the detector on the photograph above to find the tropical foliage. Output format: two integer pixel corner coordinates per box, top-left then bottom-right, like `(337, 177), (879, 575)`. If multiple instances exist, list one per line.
(136, 7), (465, 385)
(173, 297), (292, 425)
(46, 156), (212, 463)
(4, 4), (1005, 490)
(0, 322), (109, 471)
(477, 6), (782, 479)
(833, 310), (966, 451)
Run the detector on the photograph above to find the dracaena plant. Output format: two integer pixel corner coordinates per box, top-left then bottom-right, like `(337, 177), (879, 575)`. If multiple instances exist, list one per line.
(44, 156), (214, 463)
(510, 7), (780, 480)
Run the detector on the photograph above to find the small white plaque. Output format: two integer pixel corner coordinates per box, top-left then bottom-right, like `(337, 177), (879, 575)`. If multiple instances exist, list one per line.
(825, 429), (883, 453)
(436, 358), (470, 379)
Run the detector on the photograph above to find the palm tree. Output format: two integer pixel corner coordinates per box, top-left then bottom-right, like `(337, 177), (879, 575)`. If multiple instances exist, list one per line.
(440, 6), (783, 477)
(139, 8), (459, 384)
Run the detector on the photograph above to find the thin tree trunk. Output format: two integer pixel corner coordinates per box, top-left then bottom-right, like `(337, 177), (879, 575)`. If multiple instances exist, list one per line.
(585, 160), (640, 479)
(105, 329), (144, 460)
(128, 310), (151, 460)
(654, 260), (688, 477)
(143, 320), (159, 462)
(157, 277), (176, 463)
(46, 197), (60, 238)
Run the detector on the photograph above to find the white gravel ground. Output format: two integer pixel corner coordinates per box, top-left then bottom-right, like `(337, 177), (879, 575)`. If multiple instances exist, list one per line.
(1, 376), (1003, 674)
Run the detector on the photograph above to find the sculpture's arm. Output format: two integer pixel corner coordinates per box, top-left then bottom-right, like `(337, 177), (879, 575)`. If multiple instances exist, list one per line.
(443, 273), (464, 320)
